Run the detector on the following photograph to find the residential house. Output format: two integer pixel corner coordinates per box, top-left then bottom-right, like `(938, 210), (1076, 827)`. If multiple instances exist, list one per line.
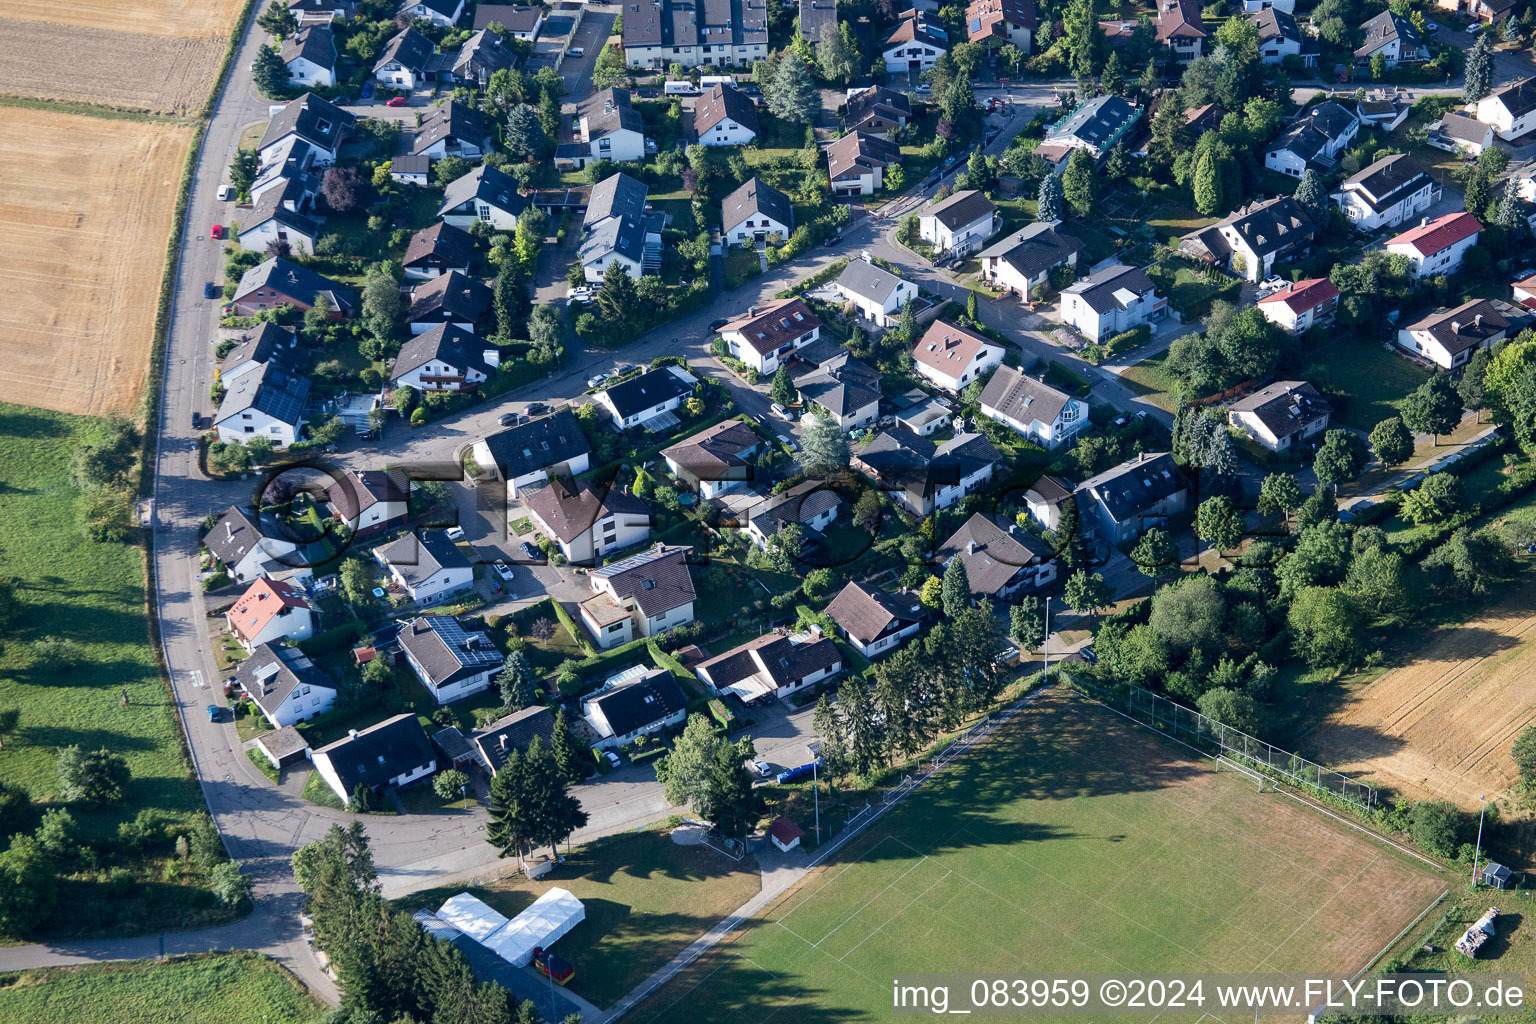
(1355, 11), (1426, 66)
(1179, 197), (1315, 282)
(918, 190), (999, 256)
(326, 468), (410, 536)
(620, 0), (769, 68)
(844, 85), (911, 137)
(288, 0), (357, 26)
(1248, 7), (1313, 65)
(912, 319), (1003, 393)
(852, 429), (1003, 516)
(1385, 211), (1482, 279)
(473, 3), (543, 36)
(525, 477), (652, 564)
(834, 258), (919, 328)
(374, 530), (475, 604)
(579, 544), (697, 648)
(219, 323), (299, 383)
(696, 630), (842, 703)
(406, 271), (491, 335)
(1356, 93), (1410, 130)
(237, 643), (337, 728)
(469, 409), (592, 499)
(583, 671), (689, 748)
(976, 221), (1085, 298)
(389, 324), (497, 391)
(1044, 95), (1141, 160)
(1514, 271), (1536, 309)
(592, 365), (697, 431)
(747, 481), (842, 550)
(694, 84), (760, 146)
(214, 361), (310, 448)
(1332, 153), (1437, 231)
(663, 420), (762, 497)
(204, 506), (301, 585)
(249, 134), (324, 205)
(1074, 451), (1188, 543)
(311, 714), (437, 805)
(721, 177), (793, 245)
(437, 164), (526, 230)
(1427, 112), (1496, 156)
(977, 363), (1089, 448)
(561, 88), (646, 168)
(1476, 77), (1536, 141)
(232, 256), (354, 317)
(718, 298), (823, 374)
(451, 29), (517, 87)
(398, 0), (464, 27)
(1155, 0), (1207, 62)
(414, 100), (492, 160)
(389, 153), (431, 186)
(799, 0), (838, 42)
(794, 354), (882, 431)
(1263, 101), (1359, 176)
(936, 514), (1058, 600)
(579, 172), (663, 282)
(1059, 264), (1167, 342)
(1397, 298), (1514, 369)
(827, 131), (902, 195)
(1255, 277), (1339, 333)
(964, 0), (1036, 53)
(882, 9), (949, 72)
(237, 176), (323, 255)
(403, 221), (475, 279)
(282, 25), (337, 86)
(1023, 475), (1072, 530)
(373, 27), (438, 88)
(1241, 0), (1295, 10)
(257, 93), (354, 168)
(825, 581), (923, 658)
(1228, 380), (1333, 451)
(398, 615), (504, 704)
(226, 575), (315, 651)
(1438, 0), (1517, 22)
(473, 706), (557, 776)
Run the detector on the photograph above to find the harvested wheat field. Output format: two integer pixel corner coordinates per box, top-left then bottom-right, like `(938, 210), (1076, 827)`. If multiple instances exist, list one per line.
(0, 107), (193, 416)
(0, 18), (225, 113)
(0, 0), (245, 37)
(1306, 575), (1536, 809)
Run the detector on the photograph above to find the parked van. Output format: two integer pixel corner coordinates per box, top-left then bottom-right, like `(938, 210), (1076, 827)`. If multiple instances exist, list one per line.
(663, 80), (700, 95)
(699, 75), (735, 89)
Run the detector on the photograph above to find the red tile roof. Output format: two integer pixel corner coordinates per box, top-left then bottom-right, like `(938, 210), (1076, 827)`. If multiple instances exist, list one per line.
(227, 576), (310, 644)
(769, 817), (806, 844)
(1387, 211), (1482, 257)
(1256, 277), (1339, 314)
(912, 319), (997, 375)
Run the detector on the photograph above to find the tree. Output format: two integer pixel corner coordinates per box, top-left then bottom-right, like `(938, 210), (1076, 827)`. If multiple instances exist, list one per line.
(700, 741), (759, 839)
(1423, 526), (1511, 598)
(497, 651), (540, 710)
(493, 272), (530, 341)
(434, 769), (470, 802)
(549, 708), (583, 783)
(941, 556), (971, 617)
(1466, 31), (1494, 102)
(34, 808), (76, 855)
(1498, 174), (1525, 231)
(596, 262), (639, 328)
(1131, 527), (1178, 579)
(1368, 416), (1413, 467)
(1257, 472), (1302, 527)
(1513, 725), (1536, 789)
(769, 365), (796, 407)
(1369, 50), (1387, 81)
(816, 29), (853, 84)
(1460, 347), (1491, 422)
(1192, 149), (1224, 216)
(796, 418), (850, 478)
(1400, 374), (1464, 445)
(209, 861), (252, 906)
(919, 575), (944, 609)
(498, 736), (585, 859)
(0, 835), (56, 936)
(1063, 570), (1111, 620)
(56, 746), (129, 805)
(1061, 148), (1095, 217)
(1409, 800), (1463, 857)
(655, 713), (727, 810)
(339, 557), (373, 604)
(504, 104), (548, 161)
(321, 165), (369, 213)
(592, 43), (628, 89)
(1196, 687), (1259, 733)
(1344, 545), (1411, 621)
(0, 709), (18, 752)
(1196, 495), (1243, 553)
(360, 268), (400, 346)
(228, 147), (259, 198)
(1401, 472), (1459, 525)
(770, 55), (819, 123)
(853, 489), (882, 532)
(1010, 596), (1046, 649)
(256, 1), (298, 39)
(1287, 586), (1359, 667)
(1312, 429), (1368, 492)
(252, 44), (288, 98)
(1037, 173), (1064, 223)
(1101, 51), (1126, 96)
(1293, 168), (1328, 225)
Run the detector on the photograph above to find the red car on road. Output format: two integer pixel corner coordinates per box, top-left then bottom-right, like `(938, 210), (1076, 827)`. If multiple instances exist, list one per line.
(385, 96), (407, 107)
(210, 224), (225, 239)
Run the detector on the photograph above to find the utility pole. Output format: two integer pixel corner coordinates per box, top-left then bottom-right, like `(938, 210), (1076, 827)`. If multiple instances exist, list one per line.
(1042, 596), (1051, 682)
(1473, 794), (1488, 888)
(812, 749), (821, 845)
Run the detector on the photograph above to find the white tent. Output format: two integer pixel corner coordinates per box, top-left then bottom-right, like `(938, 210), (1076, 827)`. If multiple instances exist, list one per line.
(436, 892), (510, 943)
(482, 887), (585, 967)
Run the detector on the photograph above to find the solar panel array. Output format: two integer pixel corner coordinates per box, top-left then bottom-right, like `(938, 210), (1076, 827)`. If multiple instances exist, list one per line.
(431, 616), (503, 668)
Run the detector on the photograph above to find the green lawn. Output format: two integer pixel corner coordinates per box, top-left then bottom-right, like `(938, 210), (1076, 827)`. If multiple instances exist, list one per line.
(299, 769), (346, 810)
(399, 829), (761, 1008)
(1302, 341), (1432, 431)
(1117, 351), (1181, 412)
(1143, 199), (1216, 246)
(0, 953), (321, 1024)
(1144, 259), (1240, 317)
(633, 689), (1447, 1023)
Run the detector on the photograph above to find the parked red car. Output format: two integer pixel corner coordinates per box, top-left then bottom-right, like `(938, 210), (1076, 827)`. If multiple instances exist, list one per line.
(210, 224), (225, 239)
(385, 96), (407, 107)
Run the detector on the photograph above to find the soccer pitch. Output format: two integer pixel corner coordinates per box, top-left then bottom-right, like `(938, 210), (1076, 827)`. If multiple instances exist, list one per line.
(637, 690), (1447, 1023)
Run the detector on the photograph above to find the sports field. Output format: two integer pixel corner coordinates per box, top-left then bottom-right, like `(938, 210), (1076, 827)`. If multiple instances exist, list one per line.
(636, 691), (1447, 1024)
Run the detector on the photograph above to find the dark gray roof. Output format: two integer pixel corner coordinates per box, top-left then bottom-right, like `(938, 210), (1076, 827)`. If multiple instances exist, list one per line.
(580, 172), (651, 267)
(588, 671), (688, 736)
(242, 178), (323, 239)
(836, 258), (910, 304)
(406, 270), (491, 324)
(622, 0), (767, 50)
(237, 643), (336, 716)
(978, 363), (1072, 426)
(1491, 76), (1536, 119)
(1342, 154), (1430, 213)
(390, 153), (430, 176)
(258, 93), (354, 154)
(475, 706), (556, 774)
(694, 83), (760, 137)
(923, 189), (996, 231)
(794, 357), (882, 418)
(376, 530), (473, 588)
(453, 28), (517, 77)
(750, 481), (842, 537)
(374, 26), (436, 74)
(599, 367), (695, 418)
(215, 360), (311, 427)
(855, 429), (1001, 506)
(826, 131), (901, 182)
(281, 24), (337, 69)
(1025, 474), (1072, 505)
(1046, 95), (1139, 150)
(222, 322), (298, 372)
(1271, 101), (1356, 160)
(235, 256), (355, 312)
(1435, 112), (1494, 144)
(479, 409), (591, 479)
(824, 581), (920, 646)
(473, 3), (543, 31)
(1075, 452), (1185, 525)
(722, 177), (792, 235)
(1230, 380), (1332, 437)
(398, 614), (504, 686)
(400, 0), (461, 18)
(315, 714), (436, 794)
(1248, 6), (1299, 42)
(326, 468), (410, 522)
(937, 513), (1052, 597)
(799, 0), (837, 42)
(403, 221), (475, 269)
(589, 544), (697, 617)
(845, 86), (911, 132)
(1356, 10), (1421, 57)
(1210, 197), (1314, 260)
(390, 323), (494, 381)
(585, 88), (646, 139)
(205, 506), (277, 567)
(977, 222), (1085, 280)
(414, 99), (489, 155)
(661, 419), (760, 478)
(437, 164), (527, 220)
(1405, 299), (1511, 357)
(526, 477), (651, 543)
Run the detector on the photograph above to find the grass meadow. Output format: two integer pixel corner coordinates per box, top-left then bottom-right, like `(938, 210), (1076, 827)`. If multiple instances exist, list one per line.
(633, 690), (1447, 1024)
